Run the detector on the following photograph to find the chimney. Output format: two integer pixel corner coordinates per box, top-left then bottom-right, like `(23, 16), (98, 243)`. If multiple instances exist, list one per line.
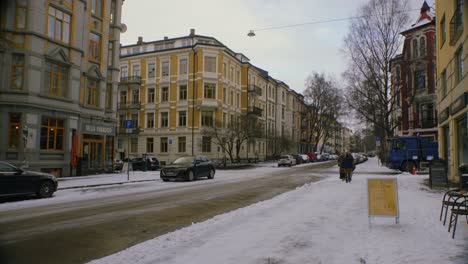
(164, 36), (168, 40)
(137, 36), (143, 44)
(190, 29), (195, 36)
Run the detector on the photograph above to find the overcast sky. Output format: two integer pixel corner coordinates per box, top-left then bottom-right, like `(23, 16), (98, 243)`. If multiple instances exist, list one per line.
(121, 0), (429, 94)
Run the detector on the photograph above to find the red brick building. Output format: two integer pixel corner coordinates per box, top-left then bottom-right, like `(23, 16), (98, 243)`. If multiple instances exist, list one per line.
(391, 1), (438, 141)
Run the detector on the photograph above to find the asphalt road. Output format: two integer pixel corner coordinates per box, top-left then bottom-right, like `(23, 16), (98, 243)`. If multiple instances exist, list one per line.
(0, 162), (335, 264)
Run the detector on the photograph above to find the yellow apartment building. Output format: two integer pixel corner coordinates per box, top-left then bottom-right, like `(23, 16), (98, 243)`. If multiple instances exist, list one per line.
(436, 0), (468, 182)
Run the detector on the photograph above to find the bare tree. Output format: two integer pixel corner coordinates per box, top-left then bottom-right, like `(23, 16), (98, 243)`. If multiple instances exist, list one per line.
(303, 72), (345, 152)
(342, 0), (409, 161)
(202, 114), (261, 163)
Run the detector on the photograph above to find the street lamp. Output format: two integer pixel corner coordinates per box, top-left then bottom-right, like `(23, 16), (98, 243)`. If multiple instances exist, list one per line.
(247, 30), (256, 37)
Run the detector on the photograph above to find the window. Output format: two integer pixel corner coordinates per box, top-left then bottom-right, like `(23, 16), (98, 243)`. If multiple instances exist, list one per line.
(420, 103), (434, 128)
(230, 91), (234, 105)
(161, 87), (169, 102)
(440, 15), (446, 47)
(45, 61), (68, 97)
(132, 64), (140, 76)
(8, 113), (21, 149)
(121, 65), (128, 78)
(236, 70), (240, 84)
(148, 63), (155, 78)
(11, 54), (24, 90)
(119, 114), (125, 127)
(282, 91), (285, 102)
(179, 59), (188, 75)
(223, 87), (227, 103)
(414, 70), (425, 90)
(120, 90), (127, 104)
(146, 113), (154, 128)
(40, 118), (64, 150)
(204, 56), (216, 73)
(393, 140), (406, 151)
(420, 37), (426, 56)
(204, 83), (216, 99)
(223, 113), (227, 128)
(132, 89), (139, 103)
(48, 6), (70, 44)
(147, 88), (155, 103)
(455, 46), (464, 83)
(412, 39), (418, 58)
(91, 0), (102, 16)
(179, 111), (187, 127)
(146, 137), (154, 153)
(179, 85), (187, 100)
(160, 112), (168, 127)
(16, 2), (26, 30)
(230, 66), (234, 81)
(237, 93), (240, 108)
(282, 106), (285, 119)
(89, 33), (101, 62)
(131, 113), (138, 128)
(202, 136), (211, 152)
(201, 111), (213, 127)
(108, 42), (114, 66)
(110, 0), (116, 24)
(105, 84), (112, 110)
(178, 137), (186, 153)
(160, 137), (168, 153)
(130, 138), (138, 153)
(161, 61), (169, 77)
(223, 63), (227, 78)
(395, 65), (401, 82)
(86, 78), (99, 106)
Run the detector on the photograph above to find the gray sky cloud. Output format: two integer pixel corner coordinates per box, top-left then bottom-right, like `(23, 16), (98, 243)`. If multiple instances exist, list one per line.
(121, 0), (427, 94)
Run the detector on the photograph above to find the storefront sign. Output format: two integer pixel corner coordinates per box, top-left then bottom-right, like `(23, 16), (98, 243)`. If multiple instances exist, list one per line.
(438, 108), (449, 124)
(450, 92), (467, 115)
(368, 178), (399, 223)
(82, 123), (115, 135)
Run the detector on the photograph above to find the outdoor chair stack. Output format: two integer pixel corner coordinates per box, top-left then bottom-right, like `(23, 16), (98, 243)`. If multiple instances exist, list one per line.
(440, 189), (468, 238)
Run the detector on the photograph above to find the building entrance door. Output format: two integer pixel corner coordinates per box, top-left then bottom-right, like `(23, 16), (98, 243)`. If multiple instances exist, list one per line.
(82, 134), (104, 172)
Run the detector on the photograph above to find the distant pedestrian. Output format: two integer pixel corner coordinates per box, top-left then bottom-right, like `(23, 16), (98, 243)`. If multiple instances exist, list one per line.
(339, 151), (355, 183)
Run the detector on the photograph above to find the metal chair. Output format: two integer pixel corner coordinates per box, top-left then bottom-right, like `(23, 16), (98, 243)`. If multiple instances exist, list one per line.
(440, 189), (465, 225)
(447, 197), (468, 239)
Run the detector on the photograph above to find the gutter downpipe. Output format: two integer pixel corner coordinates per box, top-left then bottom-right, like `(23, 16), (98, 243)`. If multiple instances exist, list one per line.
(191, 38), (196, 156)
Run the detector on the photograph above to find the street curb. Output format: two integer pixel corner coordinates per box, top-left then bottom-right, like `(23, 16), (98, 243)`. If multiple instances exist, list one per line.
(58, 179), (157, 190)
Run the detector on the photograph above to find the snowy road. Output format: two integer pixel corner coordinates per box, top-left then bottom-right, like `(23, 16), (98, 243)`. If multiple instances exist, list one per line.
(0, 161), (334, 264)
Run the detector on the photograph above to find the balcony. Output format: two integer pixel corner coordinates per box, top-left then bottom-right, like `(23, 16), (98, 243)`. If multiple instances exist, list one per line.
(248, 106), (262, 117)
(410, 119), (436, 129)
(449, 6), (463, 46)
(248, 85), (262, 96)
(118, 101), (141, 110)
(120, 75), (142, 84)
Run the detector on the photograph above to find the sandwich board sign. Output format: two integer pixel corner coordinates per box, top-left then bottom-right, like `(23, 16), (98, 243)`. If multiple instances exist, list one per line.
(367, 177), (399, 224)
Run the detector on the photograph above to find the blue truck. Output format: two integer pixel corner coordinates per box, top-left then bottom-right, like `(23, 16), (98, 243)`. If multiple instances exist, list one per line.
(386, 136), (438, 172)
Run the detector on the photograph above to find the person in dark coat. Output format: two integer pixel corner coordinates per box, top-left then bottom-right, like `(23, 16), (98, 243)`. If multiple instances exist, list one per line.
(339, 151), (355, 183)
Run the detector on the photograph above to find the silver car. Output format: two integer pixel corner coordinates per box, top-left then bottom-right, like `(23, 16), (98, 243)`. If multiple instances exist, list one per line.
(278, 155), (297, 167)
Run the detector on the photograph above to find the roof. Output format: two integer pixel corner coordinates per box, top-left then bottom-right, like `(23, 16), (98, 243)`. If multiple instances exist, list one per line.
(401, 1), (435, 35)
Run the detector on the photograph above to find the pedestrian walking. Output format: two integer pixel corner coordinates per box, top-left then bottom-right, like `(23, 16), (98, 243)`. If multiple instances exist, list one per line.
(339, 151), (355, 183)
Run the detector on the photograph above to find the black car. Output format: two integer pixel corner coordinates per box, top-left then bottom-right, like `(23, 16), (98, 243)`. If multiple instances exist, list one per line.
(160, 156), (215, 182)
(131, 156), (160, 171)
(0, 161), (58, 198)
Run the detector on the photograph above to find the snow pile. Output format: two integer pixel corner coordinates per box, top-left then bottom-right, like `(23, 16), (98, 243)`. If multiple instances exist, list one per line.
(88, 158), (467, 264)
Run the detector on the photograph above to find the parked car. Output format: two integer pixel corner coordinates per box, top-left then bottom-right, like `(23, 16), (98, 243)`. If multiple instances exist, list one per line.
(113, 159), (124, 171)
(278, 155), (296, 167)
(160, 156), (215, 182)
(299, 154), (310, 163)
(131, 156), (160, 171)
(0, 161), (58, 198)
(306, 152), (317, 162)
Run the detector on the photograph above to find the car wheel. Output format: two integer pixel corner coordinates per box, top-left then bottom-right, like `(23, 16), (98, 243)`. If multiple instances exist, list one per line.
(186, 170), (194, 182)
(208, 169), (215, 179)
(37, 181), (54, 198)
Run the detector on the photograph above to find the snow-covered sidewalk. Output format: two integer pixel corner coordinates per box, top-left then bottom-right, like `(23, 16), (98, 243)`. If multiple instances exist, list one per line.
(88, 158), (468, 264)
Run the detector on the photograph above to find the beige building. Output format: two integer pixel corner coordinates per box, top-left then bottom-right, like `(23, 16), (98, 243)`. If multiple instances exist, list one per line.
(0, 0), (124, 176)
(436, 0), (467, 182)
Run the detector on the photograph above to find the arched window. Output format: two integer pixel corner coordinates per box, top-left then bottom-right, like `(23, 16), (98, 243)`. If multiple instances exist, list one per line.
(413, 39), (418, 58)
(420, 36), (426, 56)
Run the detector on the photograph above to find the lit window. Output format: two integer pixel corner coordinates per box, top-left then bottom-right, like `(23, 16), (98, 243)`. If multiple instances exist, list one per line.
(40, 118), (64, 150)
(8, 113), (21, 149)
